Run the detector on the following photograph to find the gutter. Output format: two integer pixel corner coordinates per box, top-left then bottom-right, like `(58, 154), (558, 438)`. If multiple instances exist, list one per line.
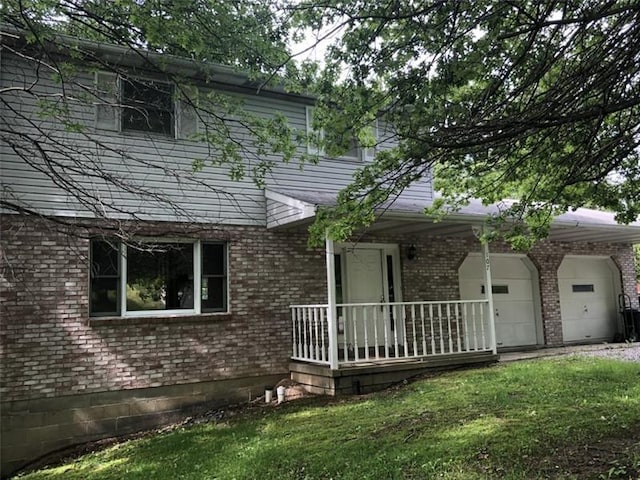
(1, 26), (316, 103)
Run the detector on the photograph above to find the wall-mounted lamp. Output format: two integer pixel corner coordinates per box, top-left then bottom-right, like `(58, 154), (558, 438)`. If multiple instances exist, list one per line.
(407, 244), (417, 261)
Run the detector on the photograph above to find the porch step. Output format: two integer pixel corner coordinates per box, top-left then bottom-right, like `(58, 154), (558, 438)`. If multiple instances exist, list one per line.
(290, 352), (498, 396)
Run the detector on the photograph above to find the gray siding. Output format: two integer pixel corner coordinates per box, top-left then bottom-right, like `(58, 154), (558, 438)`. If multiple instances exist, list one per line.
(1, 52), (433, 226)
(266, 198), (307, 228)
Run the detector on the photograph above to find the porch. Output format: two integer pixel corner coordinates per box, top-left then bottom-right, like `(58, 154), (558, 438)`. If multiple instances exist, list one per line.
(290, 300), (499, 394)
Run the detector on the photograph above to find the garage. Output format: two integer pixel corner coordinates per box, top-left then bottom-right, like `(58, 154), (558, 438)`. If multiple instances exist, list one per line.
(459, 254), (540, 348)
(558, 256), (620, 343)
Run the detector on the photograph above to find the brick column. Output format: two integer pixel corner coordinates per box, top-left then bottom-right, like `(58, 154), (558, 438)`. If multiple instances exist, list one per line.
(528, 251), (564, 346)
(612, 249), (640, 310)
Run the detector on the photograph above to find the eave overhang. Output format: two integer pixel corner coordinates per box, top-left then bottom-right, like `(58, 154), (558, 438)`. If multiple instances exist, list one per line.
(265, 188), (640, 244)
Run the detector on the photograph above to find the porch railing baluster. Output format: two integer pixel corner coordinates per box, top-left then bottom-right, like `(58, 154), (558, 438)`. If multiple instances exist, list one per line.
(437, 304), (444, 354)
(455, 303), (462, 353)
(292, 307), (299, 358)
(472, 302), (478, 351)
(429, 304), (436, 354)
(353, 306), (359, 362)
(480, 302), (487, 350)
(343, 308), (349, 362)
(313, 307), (320, 360)
(446, 303), (453, 353)
(383, 304), (390, 359)
(392, 304), (400, 358)
(402, 305), (409, 357)
(363, 306), (369, 360)
(320, 307), (327, 362)
(373, 306), (380, 359)
(462, 303), (469, 352)
(411, 305), (418, 357)
(301, 308), (308, 359)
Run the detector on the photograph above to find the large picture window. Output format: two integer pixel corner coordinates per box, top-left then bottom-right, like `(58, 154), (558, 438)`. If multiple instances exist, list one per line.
(90, 239), (228, 317)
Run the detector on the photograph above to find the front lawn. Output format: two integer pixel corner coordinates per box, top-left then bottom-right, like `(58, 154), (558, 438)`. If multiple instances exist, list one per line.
(17, 357), (640, 479)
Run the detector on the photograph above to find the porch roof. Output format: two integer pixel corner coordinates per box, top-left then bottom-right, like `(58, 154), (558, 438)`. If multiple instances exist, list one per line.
(265, 188), (640, 244)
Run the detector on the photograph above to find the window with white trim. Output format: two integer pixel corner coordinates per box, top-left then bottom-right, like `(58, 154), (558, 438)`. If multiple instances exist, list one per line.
(305, 106), (376, 162)
(94, 72), (198, 139)
(121, 78), (175, 135)
(89, 239), (228, 317)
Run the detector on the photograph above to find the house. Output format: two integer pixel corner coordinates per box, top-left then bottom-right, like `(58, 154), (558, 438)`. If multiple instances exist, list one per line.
(1, 31), (640, 476)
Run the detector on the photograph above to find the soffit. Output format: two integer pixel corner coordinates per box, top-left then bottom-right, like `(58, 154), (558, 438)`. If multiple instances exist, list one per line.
(265, 188), (640, 244)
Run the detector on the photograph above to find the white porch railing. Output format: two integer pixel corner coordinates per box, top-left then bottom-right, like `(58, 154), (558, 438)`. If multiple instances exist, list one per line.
(291, 300), (492, 367)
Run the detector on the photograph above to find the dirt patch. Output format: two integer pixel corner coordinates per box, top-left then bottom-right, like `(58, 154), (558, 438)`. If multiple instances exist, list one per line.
(529, 432), (640, 479)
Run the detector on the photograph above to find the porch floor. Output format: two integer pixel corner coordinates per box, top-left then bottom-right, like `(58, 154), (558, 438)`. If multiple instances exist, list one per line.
(290, 351), (498, 396)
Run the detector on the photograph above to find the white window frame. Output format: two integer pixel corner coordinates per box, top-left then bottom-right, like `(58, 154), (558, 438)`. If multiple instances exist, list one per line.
(89, 238), (229, 318)
(95, 71), (199, 140)
(120, 76), (176, 137)
(305, 106), (377, 162)
(119, 239), (197, 317)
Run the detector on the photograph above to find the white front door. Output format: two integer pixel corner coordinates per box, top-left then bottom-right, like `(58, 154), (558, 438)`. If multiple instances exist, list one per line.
(345, 248), (385, 305)
(339, 244), (402, 348)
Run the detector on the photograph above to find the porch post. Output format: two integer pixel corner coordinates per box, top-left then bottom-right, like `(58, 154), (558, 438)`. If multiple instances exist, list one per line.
(481, 236), (498, 354)
(325, 236), (339, 369)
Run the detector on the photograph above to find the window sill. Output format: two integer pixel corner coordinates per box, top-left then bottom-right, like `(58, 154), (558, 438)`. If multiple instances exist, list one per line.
(120, 129), (176, 141)
(328, 154), (363, 163)
(88, 311), (231, 327)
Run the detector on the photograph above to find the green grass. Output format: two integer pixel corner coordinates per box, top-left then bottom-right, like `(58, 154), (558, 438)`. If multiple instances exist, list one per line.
(17, 357), (640, 480)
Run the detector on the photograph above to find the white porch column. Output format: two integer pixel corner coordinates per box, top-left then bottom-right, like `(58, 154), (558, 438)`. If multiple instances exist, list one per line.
(325, 236), (339, 369)
(481, 237), (498, 354)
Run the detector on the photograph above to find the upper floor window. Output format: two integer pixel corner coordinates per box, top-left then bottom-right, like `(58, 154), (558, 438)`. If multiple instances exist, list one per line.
(94, 72), (197, 139)
(122, 79), (175, 135)
(305, 106), (376, 162)
(90, 239), (228, 317)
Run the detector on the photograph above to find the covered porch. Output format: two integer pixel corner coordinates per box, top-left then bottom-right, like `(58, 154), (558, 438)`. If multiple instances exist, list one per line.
(266, 188), (640, 395)
(288, 233), (500, 394)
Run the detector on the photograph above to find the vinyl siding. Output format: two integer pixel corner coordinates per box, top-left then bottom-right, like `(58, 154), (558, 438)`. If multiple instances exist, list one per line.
(1, 51), (433, 226)
(265, 198), (310, 228)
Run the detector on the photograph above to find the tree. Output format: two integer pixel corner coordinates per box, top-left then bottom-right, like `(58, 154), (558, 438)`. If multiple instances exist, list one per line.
(1, 0), (311, 241)
(294, 1), (640, 248)
(3, 1), (639, 249)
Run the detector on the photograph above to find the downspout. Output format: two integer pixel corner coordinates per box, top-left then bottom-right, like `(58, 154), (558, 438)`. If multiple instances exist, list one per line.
(325, 236), (339, 369)
(481, 234), (498, 354)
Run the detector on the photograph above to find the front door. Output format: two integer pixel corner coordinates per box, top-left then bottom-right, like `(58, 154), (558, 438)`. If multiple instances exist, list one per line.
(338, 244), (402, 349)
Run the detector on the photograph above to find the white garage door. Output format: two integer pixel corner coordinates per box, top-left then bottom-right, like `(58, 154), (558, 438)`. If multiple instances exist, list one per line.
(558, 257), (619, 343)
(459, 255), (538, 348)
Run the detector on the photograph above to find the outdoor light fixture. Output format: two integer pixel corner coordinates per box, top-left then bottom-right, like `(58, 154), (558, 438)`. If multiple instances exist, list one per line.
(407, 244), (417, 260)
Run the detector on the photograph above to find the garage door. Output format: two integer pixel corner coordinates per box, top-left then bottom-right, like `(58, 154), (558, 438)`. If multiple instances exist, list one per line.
(558, 257), (619, 342)
(459, 255), (538, 348)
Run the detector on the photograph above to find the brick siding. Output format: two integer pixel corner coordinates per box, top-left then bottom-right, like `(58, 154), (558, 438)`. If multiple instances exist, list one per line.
(1, 214), (637, 475)
(1, 216), (637, 402)
(0, 215), (326, 403)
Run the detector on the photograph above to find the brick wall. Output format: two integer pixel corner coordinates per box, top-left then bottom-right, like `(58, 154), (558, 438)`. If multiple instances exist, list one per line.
(0, 215), (329, 474)
(4, 218), (634, 405)
(1, 215), (637, 475)
(0, 215), (326, 403)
